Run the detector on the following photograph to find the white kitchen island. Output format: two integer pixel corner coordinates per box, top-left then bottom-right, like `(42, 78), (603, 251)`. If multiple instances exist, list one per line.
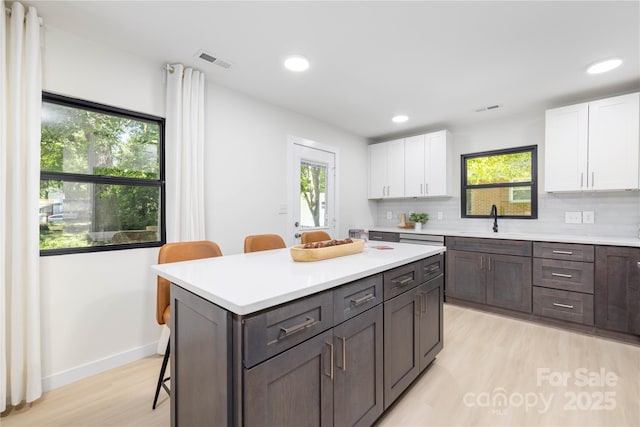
(153, 242), (446, 427)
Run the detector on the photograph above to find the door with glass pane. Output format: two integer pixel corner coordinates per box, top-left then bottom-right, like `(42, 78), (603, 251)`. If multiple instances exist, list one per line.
(292, 144), (335, 244)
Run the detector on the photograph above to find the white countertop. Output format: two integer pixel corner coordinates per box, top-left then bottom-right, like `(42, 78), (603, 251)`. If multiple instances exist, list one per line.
(369, 226), (640, 247)
(152, 242), (445, 316)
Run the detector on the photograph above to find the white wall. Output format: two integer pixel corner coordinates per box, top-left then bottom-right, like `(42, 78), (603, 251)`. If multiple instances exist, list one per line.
(205, 83), (374, 254)
(39, 26), (373, 389)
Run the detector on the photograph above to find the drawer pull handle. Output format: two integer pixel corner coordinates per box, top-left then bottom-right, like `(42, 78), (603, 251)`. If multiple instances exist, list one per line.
(425, 265), (440, 273)
(340, 336), (347, 371)
(350, 293), (375, 307)
(551, 272), (573, 278)
(280, 317), (316, 338)
(553, 302), (574, 309)
(552, 250), (573, 255)
(371, 235), (383, 240)
(324, 342), (334, 380)
(393, 276), (413, 287)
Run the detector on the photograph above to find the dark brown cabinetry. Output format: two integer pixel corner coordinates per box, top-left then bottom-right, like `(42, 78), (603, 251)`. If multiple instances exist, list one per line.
(383, 262), (443, 409)
(595, 246), (640, 335)
(532, 242), (595, 326)
(446, 237), (532, 313)
(172, 253), (445, 427)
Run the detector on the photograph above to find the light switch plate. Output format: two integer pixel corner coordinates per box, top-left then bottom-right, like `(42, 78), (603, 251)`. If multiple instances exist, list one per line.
(565, 211), (582, 224)
(582, 211), (595, 224)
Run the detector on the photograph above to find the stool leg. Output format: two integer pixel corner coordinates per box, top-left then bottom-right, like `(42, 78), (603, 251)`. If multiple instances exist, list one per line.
(152, 339), (171, 410)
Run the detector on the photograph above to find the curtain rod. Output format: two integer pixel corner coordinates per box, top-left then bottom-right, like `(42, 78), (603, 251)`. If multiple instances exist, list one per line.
(5, 7), (45, 26)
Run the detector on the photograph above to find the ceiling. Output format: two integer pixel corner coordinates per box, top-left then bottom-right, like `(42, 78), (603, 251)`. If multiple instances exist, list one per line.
(24, 1), (640, 140)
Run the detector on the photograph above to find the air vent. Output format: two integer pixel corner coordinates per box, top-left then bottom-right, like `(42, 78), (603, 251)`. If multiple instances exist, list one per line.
(194, 49), (232, 69)
(475, 104), (502, 113)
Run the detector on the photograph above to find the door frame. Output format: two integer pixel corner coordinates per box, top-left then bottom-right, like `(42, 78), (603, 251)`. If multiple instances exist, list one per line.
(286, 135), (340, 246)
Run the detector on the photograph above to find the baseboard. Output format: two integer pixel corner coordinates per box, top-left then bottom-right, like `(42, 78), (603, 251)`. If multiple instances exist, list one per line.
(42, 341), (159, 392)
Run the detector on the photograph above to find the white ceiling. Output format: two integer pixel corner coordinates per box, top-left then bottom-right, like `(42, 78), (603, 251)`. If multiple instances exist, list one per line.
(25, 1), (640, 139)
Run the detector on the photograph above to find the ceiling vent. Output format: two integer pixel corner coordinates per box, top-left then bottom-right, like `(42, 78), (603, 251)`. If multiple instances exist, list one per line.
(195, 49), (231, 69)
(474, 104), (502, 113)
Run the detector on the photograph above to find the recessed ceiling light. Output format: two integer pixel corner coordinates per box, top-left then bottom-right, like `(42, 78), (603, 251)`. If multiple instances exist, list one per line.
(392, 115), (409, 123)
(587, 58), (622, 74)
(284, 55), (309, 72)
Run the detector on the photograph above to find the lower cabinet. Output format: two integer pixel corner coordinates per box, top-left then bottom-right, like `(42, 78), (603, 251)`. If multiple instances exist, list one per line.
(244, 330), (334, 427)
(446, 249), (531, 313)
(383, 275), (443, 409)
(595, 246), (640, 335)
(245, 303), (385, 427)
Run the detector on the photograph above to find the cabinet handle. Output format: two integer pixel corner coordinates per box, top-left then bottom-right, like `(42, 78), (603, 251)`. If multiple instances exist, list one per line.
(551, 272), (573, 279)
(420, 184), (423, 194)
(340, 336), (347, 371)
(324, 341), (334, 380)
(350, 293), (375, 307)
(425, 183), (429, 194)
(552, 250), (573, 255)
(637, 262), (640, 269)
(393, 275), (413, 287)
(487, 257), (491, 271)
(480, 256), (484, 271)
(553, 302), (574, 309)
(279, 317), (316, 338)
(592, 172), (595, 187)
(580, 172), (584, 188)
(371, 235), (383, 240)
(421, 293), (427, 316)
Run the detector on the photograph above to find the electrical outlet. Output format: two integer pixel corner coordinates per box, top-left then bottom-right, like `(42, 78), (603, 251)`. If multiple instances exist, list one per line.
(278, 203), (287, 214)
(582, 211), (595, 224)
(386, 211), (393, 220)
(565, 211), (582, 224)
(437, 212), (443, 220)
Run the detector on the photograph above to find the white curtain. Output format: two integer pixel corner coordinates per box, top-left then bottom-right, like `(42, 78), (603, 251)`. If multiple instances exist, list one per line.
(165, 64), (206, 243)
(1, 2), (43, 411)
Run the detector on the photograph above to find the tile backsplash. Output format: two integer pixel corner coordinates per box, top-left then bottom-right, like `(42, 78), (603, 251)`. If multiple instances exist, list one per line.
(374, 192), (640, 238)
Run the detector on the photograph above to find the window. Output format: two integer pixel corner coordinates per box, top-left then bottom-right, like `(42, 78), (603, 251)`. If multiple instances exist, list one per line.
(461, 146), (537, 219)
(40, 93), (165, 255)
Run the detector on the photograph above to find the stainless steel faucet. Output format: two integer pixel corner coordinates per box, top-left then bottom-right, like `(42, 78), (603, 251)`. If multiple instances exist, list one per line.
(490, 204), (498, 232)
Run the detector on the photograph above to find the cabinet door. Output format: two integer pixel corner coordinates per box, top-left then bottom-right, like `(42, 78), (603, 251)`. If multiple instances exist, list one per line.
(417, 276), (443, 371)
(588, 92), (640, 190)
(334, 305), (384, 427)
(368, 143), (387, 198)
(425, 130), (449, 197)
(171, 284), (230, 427)
(544, 102), (589, 192)
(404, 134), (425, 197)
(595, 246), (640, 335)
(445, 250), (486, 303)
(244, 330), (334, 427)
(486, 254), (533, 313)
(383, 287), (419, 409)
(386, 139), (405, 198)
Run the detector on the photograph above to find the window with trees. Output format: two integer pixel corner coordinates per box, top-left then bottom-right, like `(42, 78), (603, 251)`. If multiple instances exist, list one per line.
(461, 145), (537, 219)
(40, 93), (165, 255)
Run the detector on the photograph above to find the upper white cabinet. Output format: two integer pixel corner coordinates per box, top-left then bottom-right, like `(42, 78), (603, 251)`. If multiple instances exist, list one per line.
(404, 130), (451, 197)
(368, 139), (405, 198)
(545, 92), (639, 192)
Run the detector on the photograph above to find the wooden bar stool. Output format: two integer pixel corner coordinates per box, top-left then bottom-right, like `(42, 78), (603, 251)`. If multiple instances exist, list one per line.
(153, 240), (223, 409)
(244, 234), (286, 253)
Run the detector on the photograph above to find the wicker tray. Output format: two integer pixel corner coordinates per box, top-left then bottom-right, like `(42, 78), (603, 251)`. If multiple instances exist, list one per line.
(290, 239), (365, 262)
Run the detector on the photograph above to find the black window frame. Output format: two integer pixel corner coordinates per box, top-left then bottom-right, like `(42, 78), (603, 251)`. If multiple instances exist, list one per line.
(461, 145), (538, 219)
(40, 92), (166, 256)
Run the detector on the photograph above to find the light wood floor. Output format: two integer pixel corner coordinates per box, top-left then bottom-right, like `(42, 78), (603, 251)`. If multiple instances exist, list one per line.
(2, 304), (639, 426)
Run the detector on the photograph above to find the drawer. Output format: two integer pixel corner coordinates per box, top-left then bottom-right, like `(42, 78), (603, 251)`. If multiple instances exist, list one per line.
(383, 261), (420, 300)
(533, 287), (594, 326)
(533, 258), (594, 294)
(244, 290), (333, 368)
(333, 274), (383, 324)
(533, 242), (594, 262)
(369, 231), (400, 243)
(419, 254), (444, 283)
(446, 236), (532, 257)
